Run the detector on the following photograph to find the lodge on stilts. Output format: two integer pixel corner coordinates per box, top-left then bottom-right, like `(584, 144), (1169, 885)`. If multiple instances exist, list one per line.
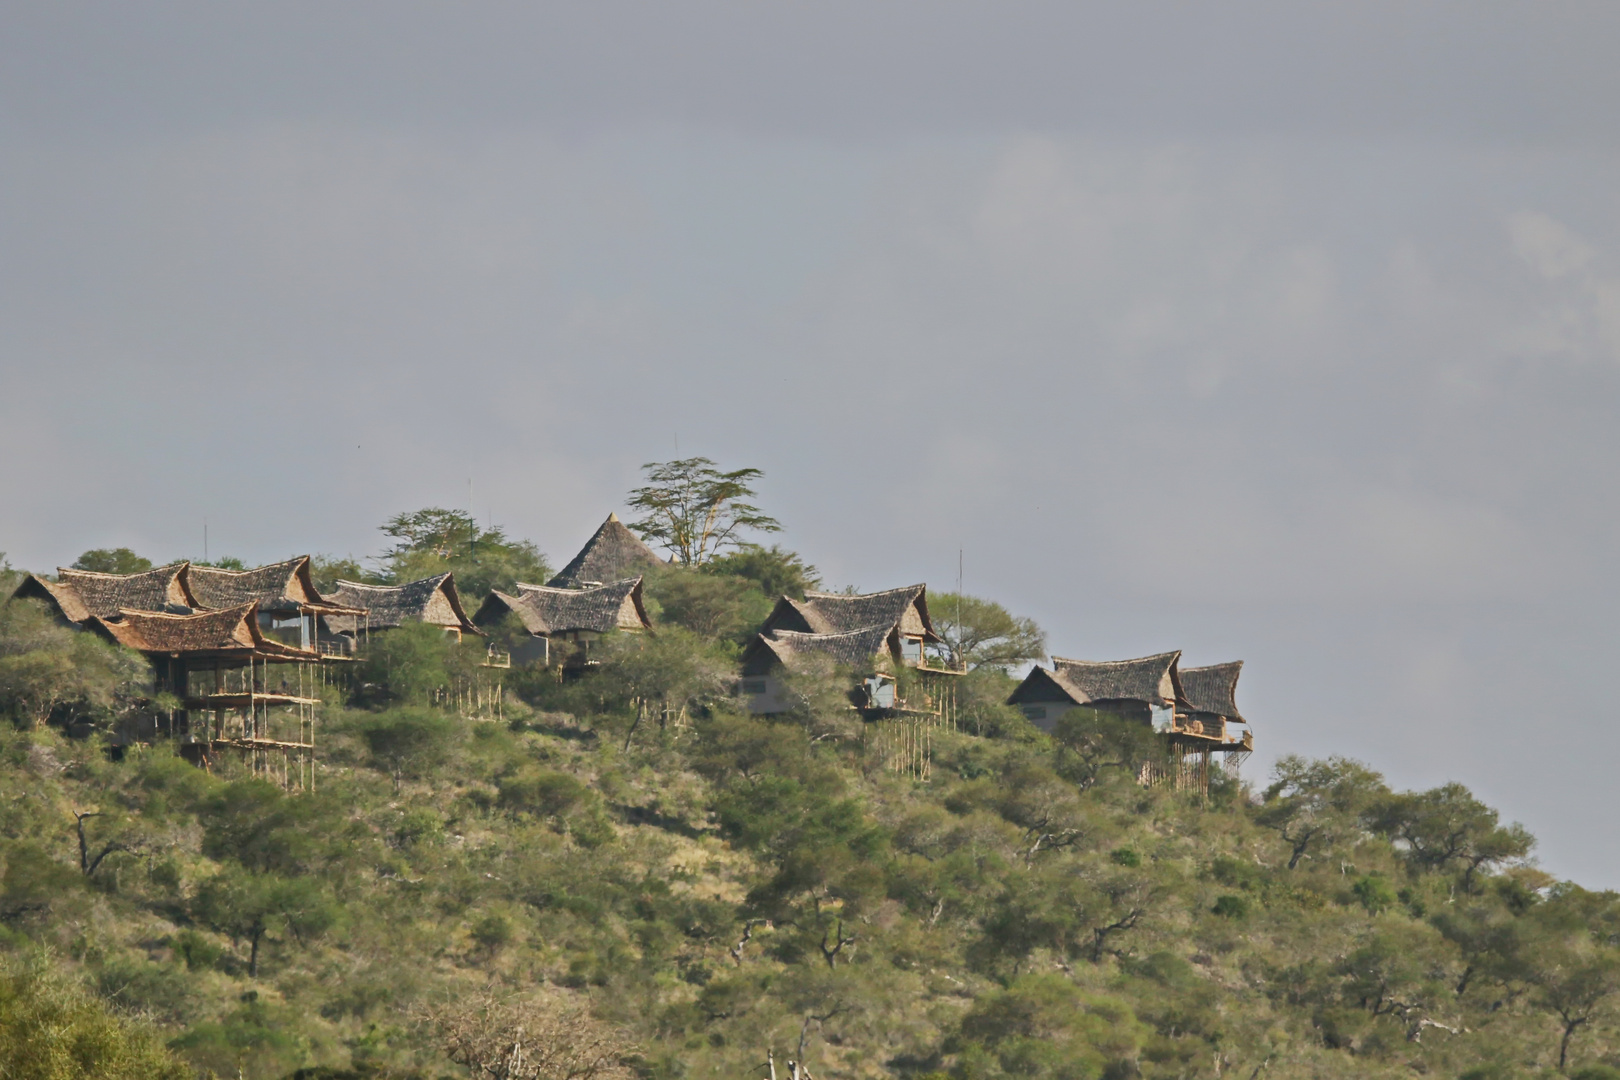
(742, 584), (964, 780)
(88, 603), (325, 789)
(319, 572), (481, 653)
(473, 576), (652, 671)
(1006, 650), (1253, 795)
(11, 558), (362, 784)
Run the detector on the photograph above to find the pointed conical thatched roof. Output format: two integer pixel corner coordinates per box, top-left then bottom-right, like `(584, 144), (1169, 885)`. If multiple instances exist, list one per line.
(546, 514), (665, 589)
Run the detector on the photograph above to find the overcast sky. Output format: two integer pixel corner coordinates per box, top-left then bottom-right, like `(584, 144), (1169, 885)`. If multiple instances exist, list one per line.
(3, 3), (1619, 881)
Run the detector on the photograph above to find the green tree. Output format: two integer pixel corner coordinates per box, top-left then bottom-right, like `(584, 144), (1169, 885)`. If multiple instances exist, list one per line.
(703, 544), (820, 599)
(193, 867), (336, 978)
(497, 769), (595, 828)
(642, 565), (772, 643)
(378, 507), (551, 598)
(1367, 781), (1534, 889)
(0, 600), (147, 731)
(358, 708), (460, 791)
(70, 548), (153, 575)
(588, 628), (734, 747)
(357, 620), (456, 706)
(0, 841), (80, 923)
(308, 554), (372, 592)
(1333, 923), (1460, 1040)
(1257, 755), (1389, 870)
(1517, 886), (1620, 1070)
(1050, 709), (1165, 794)
(198, 778), (323, 875)
(927, 592), (1046, 672)
(191, 556), (247, 570)
(626, 458), (781, 566)
(992, 762), (1088, 864)
(950, 973), (1146, 1080)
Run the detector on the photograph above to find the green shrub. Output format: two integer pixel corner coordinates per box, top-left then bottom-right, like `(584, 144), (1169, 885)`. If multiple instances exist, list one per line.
(395, 807), (444, 847)
(170, 929), (223, 972)
(357, 708), (459, 790)
(470, 912), (513, 953)
(1352, 874), (1398, 915)
(498, 768), (591, 820)
(0, 956), (188, 1079)
(1211, 895), (1249, 919)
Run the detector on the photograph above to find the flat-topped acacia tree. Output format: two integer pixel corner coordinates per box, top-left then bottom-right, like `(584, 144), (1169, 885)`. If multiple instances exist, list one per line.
(626, 457), (781, 567)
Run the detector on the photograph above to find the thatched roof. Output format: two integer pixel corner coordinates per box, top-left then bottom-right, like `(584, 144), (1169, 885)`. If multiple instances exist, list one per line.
(188, 557), (359, 615)
(89, 602), (316, 661)
(321, 574), (478, 635)
(547, 514), (665, 589)
(11, 563), (195, 624)
(1008, 651), (1184, 708)
(762, 584), (942, 643)
(474, 577), (651, 637)
(740, 625), (895, 676)
(1179, 662), (1246, 725)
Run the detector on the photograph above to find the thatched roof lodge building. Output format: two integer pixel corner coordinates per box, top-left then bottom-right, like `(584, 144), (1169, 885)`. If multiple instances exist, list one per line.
(12, 563), (198, 625)
(473, 577), (652, 668)
(1007, 651), (1186, 732)
(1177, 661), (1251, 746)
(742, 584), (957, 715)
(759, 584), (943, 665)
(185, 557), (363, 652)
(87, 602), (321, 782)
(1007, 651), (1253, 788)
(740, 625), (898, 712)
(547, 513), (664, 589)
(89, 602), (318, 688)
(319, 573), (480, 649)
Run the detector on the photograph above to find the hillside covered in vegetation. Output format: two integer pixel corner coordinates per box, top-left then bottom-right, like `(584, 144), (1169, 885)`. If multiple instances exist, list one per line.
(1, 495), (1618, 1080)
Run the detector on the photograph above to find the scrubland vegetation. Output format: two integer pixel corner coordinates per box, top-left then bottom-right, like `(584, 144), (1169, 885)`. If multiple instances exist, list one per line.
(1, 500), (1619, 1080)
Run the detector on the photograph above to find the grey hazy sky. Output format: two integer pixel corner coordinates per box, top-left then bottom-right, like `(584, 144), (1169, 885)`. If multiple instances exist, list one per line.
(4, 3), (1620, 881)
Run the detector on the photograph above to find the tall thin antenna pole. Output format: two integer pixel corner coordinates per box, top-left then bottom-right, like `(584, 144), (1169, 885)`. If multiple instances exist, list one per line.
(204, 519), (208, 563)
(956, 548), (963, 669)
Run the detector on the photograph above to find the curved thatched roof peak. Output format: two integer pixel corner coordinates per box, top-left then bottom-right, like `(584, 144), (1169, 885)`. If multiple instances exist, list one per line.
(322, 574), (477, 634)
(547, 515), (665, 589)
(188, 557), (327, 613)
(1179, 661), (1246, 725)
(762, 584), (941, 643)
(89, 602), (316, 660)
(11, 563), (195, 624)
(741, 624), (896, 676)
(475, 577), (650, 637)
(1010, 650), (1184, 709)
